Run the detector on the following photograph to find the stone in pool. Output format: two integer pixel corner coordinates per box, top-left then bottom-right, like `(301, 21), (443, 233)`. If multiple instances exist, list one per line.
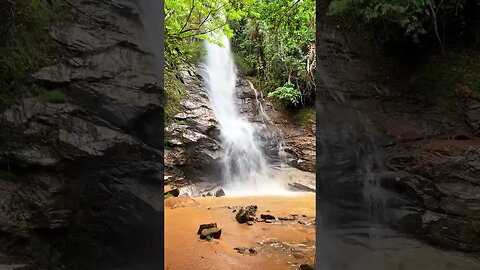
(197, 223), (217, 234)
(200, 227), (222, 239)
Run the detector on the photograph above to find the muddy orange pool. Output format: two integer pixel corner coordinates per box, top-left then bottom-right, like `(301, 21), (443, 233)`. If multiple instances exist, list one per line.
(164, 193), (316, 270)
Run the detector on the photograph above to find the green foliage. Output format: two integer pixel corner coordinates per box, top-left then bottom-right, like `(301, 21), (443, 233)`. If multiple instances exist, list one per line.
(267, 82), (301, 106)
(164, 0), (254, 72)
(175, 119), (187, 125)
(417, 47), (480, 110)
(329, 0), (430, 42)
(164, 70), (185, 125)
(165, 193), (175, 199)
(295, 107), (316, 127)
(0, 0), (70, 109)
(39, 89), (67, 104)
(232, 0), (316, 107)
(328, 0), (480, 48)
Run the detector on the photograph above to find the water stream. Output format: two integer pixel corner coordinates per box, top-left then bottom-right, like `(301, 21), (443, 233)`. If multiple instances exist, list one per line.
(203, 36), (287, 196)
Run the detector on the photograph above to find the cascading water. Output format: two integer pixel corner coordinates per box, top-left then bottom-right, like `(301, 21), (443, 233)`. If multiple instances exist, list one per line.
(203, 35), (287, 196)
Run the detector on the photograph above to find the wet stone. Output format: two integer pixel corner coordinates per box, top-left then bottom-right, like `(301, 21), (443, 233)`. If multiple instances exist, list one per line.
(200, 227), (222, 239)
(260, 214), (276, 220)
(234, 247), (257, 255)
(293, 252), (304, 259)
(299, 264), (314, 270)
(235, 205), (257, 224)
(197, 223), (217, 234)
(214, 188), (225, 197)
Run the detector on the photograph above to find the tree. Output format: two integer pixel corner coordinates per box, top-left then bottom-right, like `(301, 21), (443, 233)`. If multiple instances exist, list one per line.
(231, 0), (316, 107)
(164, 0), (254, 72)
(328, 0), (480, 49)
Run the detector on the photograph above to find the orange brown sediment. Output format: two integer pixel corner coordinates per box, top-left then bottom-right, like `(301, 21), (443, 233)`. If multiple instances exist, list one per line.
(164, 193), (316, 270)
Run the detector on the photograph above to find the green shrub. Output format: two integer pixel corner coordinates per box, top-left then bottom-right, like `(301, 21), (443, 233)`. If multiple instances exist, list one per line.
(328, 0), (480, 49)
(267, 82), (301, 106)
(296, 107), (316, 127)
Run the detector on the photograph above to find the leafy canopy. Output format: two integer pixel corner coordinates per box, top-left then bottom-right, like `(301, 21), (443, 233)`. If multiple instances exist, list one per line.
(232, 0), (316, 107)
(164, 0), (255, 71)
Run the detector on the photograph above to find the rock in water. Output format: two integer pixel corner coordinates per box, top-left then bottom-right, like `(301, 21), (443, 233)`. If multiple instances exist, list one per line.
(234, 247), (257, 255)
(299, 264), (314, 270)
(235, 209), (249, 223)
(197, 223), (217, 234)
(234, 247), (247, 254)
(260, 214), (276, 220)
(214, 188), (225, 197)
(235, 205), (258, 223)
(200, 228), (222, 239)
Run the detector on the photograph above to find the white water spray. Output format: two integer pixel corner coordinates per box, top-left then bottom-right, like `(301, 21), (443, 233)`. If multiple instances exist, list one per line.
(203, 36), (287, 196)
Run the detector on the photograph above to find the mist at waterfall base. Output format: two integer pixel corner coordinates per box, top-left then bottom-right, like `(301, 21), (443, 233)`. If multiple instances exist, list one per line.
(203, 36), (289, 197)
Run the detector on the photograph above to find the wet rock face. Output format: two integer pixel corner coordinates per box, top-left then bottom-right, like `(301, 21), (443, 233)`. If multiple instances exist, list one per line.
(0, 1), (163, 269)
(164, 69), (223, 183)
(385, 141), (480, 251)
(317, 20), (480, 252)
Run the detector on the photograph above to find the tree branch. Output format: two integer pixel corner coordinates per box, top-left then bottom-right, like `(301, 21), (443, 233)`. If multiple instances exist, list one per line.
(180, 0), (195, 33)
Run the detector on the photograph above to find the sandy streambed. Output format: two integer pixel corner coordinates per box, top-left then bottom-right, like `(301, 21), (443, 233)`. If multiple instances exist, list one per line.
(164, 193), (316, 270)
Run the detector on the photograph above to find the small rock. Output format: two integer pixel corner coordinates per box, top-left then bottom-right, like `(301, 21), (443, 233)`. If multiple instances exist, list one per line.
(236, 209), (249, 223)
(260, 214), (276, 220)
(234, 247), (257, 255)
(293, 252), (304, 259)
(165, 188), (180, 197)
(232, 209), (237, 213)
(247, 221), (254, 226)
(234, 247), (247, 254)
(235, 205), (257, 224)
(279, 216), (297, 221)
(265, 219), (274, 223)
(214, 188), (225, 197)
(200, 227), (222, 239)
(197, 223), (217, 234)
(299, 264), (314, 270)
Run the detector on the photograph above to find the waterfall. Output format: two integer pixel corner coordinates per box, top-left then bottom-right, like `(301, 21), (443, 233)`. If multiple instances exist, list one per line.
(203, 36), (287, 196)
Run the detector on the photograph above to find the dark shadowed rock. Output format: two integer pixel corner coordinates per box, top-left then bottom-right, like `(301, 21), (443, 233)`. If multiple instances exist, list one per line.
(235, 205), (258, 224)
(299, 264), (314, 270)
(260, 214), (276, 220)
(214, 188), (225, 197)
(0, 1), (164, 269)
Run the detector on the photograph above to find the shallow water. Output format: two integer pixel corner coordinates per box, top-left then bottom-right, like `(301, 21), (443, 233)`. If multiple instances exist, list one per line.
(164, 193), (316, 270)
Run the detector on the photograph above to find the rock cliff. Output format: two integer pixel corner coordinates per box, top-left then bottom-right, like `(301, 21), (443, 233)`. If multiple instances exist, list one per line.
(0, 1), (163, 269)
